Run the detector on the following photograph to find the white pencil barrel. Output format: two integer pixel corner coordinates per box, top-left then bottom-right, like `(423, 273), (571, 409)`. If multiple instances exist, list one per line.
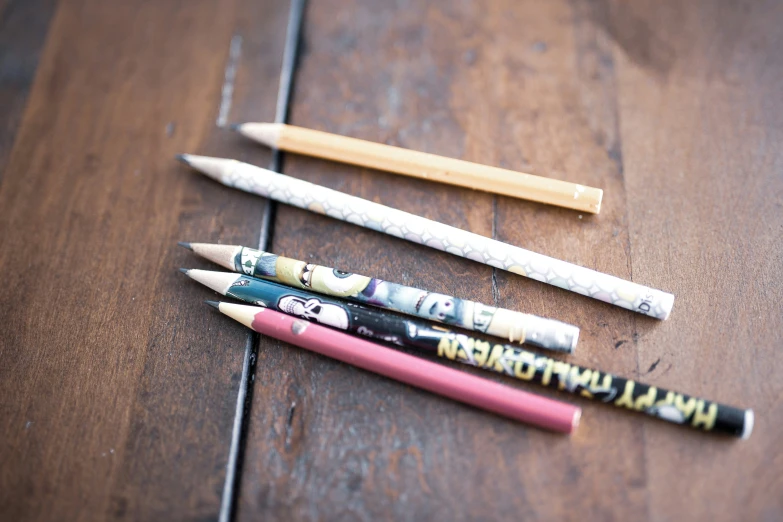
(219, 160), (674, 320)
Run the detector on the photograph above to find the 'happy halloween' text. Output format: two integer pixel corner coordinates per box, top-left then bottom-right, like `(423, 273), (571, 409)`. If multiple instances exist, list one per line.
(436, 336), (717, 431)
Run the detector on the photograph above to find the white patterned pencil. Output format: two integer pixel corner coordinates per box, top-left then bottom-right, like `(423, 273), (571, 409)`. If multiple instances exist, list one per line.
(176, 154), (675, 319)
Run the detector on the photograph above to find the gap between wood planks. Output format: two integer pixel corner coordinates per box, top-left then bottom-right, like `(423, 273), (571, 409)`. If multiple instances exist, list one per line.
(218, 2), (307, 521)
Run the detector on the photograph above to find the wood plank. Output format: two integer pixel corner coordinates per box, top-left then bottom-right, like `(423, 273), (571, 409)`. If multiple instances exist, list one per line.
(237, 1), (496, 519)
(0, 0), (287, 520)
(0, 0), (59, 183)
(237, 0), (640, 519)
(237, 0), (782, 520)
(469, 0), (648, 516)
(613, 0), (783, 519)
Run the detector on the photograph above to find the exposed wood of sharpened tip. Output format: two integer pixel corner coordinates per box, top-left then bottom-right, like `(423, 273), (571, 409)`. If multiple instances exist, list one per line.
(184, 269), (240, 295)
(236, 122), (603, 213)
(184, 242), (240, 272)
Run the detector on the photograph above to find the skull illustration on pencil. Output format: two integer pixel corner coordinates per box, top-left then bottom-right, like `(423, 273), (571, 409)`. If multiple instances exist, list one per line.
(277, 295), (350, 329)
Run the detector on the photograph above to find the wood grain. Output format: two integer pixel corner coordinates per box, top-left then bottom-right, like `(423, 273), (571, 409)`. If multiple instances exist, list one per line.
(0, 0), (286, 520)
(237, 0), (783, 520)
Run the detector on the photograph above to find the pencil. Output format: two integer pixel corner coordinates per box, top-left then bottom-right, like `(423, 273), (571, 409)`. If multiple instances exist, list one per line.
(179, 243), (580, 352)
(232, 122), (603, 214)
(176, 155), (675, 319)
(208, 301), (581, 432)
(181, 268), (578, 357)
(427, 328), (754, 438)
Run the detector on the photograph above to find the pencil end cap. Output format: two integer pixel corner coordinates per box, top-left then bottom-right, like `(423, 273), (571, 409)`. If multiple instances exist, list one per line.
(657, 292), (675, 320)
(177, 241), (193, 251)
(175, 153), (192, 166)
(741, 409), (754, 440)
(568, 328), (580, 354)
(592, 189), (603, 214)
(571, 408), (582, 432)
(205, 300), (220, 310)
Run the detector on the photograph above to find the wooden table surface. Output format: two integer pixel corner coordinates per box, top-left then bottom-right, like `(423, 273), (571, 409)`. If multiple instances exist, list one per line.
(1, 1), (781, 520)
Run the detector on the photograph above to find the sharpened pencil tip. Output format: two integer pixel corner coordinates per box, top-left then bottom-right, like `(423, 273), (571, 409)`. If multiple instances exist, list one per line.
(177, 241), (193, 250)
(179, 268), (189, 274)
(205, 300), (220, 309)
(229, 123), (243, 131)
(175, 154), (191, 166)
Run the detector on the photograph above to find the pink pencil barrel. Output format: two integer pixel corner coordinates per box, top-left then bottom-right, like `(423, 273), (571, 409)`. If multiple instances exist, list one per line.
(245, 306), (580, 433)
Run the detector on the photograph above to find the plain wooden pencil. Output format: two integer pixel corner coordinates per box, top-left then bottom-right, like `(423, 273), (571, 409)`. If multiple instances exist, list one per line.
(233, 122), (603, 213)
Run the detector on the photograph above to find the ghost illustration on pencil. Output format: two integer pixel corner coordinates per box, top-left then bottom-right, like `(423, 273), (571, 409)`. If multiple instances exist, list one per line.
(646, 403), (686, 424)
(416, 293), (461, 323)
(278, 295), (350, 329)
(374, 283), (463, 324)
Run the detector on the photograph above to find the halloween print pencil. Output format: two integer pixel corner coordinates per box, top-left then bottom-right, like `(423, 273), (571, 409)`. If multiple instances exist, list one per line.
(181, 268), (580, 358)
(179, 243), (580, 353)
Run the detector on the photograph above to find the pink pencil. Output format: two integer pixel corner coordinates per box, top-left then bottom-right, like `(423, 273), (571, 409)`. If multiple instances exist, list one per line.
(208, 301), (581, 433)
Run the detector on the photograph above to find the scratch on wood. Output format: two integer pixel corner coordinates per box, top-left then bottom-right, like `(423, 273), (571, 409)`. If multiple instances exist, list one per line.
(491, 196), (499, 306)
(216, 34), (242, 128)
(285, 401), (297, 448)
(646, 357), (661, 374)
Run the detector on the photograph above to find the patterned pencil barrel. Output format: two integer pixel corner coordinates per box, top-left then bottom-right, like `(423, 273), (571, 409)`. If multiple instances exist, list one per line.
(178, 155), (675, 320)
(184, 269), (415, 346)
(183, 243), (580, 353)
(184, 270), (584, 364)
(428, 330), (752, 438)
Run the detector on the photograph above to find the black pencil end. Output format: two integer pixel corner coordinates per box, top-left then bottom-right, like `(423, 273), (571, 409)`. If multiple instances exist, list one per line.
(205, 300), (220, 309)
(178, 268), (189, 274)
(229, 123), (243, 131)
(175, 153), (191, 166)
(177, 241), (193, 250)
